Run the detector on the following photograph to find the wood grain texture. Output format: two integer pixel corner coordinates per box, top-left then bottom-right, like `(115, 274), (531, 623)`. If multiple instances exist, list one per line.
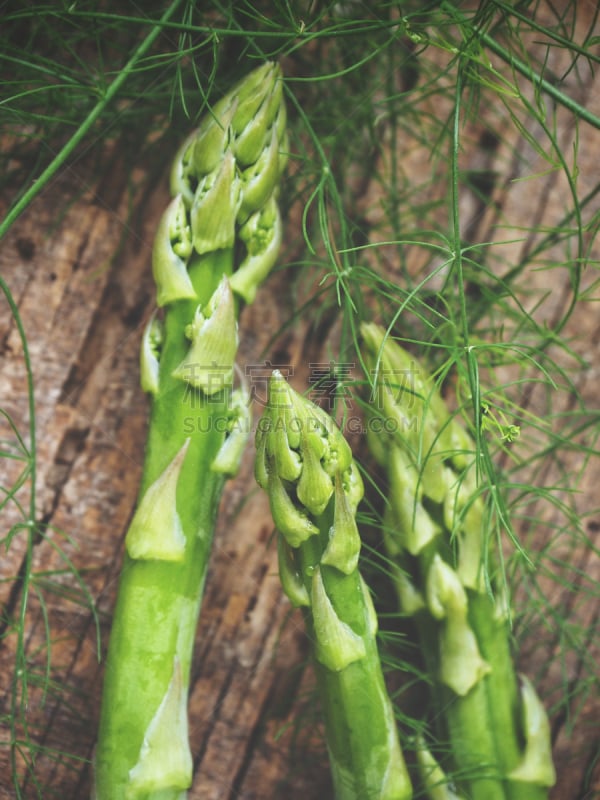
(1, 14), (599, 800)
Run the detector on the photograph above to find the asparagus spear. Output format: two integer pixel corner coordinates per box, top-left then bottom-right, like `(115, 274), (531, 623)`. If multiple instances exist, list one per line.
(94, 62), (287, 800)
(360, 322), (556, 800)
(255, 371), (413, 800)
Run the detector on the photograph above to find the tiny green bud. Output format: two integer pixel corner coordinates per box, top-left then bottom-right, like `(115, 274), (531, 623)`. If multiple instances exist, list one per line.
(426, 554), (490, 696)
(191, 101), (235, 177)
(211, 388), (251, 476)
(127, 657), (193, 795)
(493, 585), (511, 622)
(152, 195), (196, 307)
(238, 126), (281, 220)
(267, 466), (319, 548)
(231, 62), (279, 137)
(229, 195), (282, 304)
(233, 65), (283, 166)
(169, 130), (198, 207)
(361, 322), (450, 459)
(274, 424), (304, 482)
(321, 471), (361, 575)
(392, 562), (426, 615)
(172, 276), (238, 395)
(277, 534), (310, 607)
(260, 372), (303, 482)
(508, 675), (556, 787)
(140, 313), (163, 395)
(320, 420), (354, 476)
(190, 150), (242, 254)
(426, 554), (464, 620)
(125, 440), (189, 562)
(420, 456), (450, 506)
(289, 388), (352, 515)
(311, 566), (366, 672)
(296, 432), (335, 517)
(341, 461), (364, 514)
(388, 445), (440, 556)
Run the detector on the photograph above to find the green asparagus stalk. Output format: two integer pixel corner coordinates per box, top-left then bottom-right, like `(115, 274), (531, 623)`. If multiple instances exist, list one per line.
(360, 322), (556, 800)
(255, 371), (413, 800)
(94, 62), (287, 800)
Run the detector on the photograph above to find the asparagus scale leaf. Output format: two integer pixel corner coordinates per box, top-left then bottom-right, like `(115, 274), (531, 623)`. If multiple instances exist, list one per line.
(361, 322), (556, 800)
(255, 371), (413, 800)
(94, 62), (287, 800)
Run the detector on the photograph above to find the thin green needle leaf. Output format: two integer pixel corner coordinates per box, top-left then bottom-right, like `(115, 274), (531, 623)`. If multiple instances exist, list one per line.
(0, 0), (186, 241)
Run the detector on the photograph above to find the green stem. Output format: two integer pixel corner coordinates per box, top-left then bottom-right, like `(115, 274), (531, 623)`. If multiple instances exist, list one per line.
(304, 520), (411, 800)
(94, 250), (233, 800)
(256, 374), (412, 799)
(441, 683), (507, 800)
(408, 563), (521, 799)
(394, 530), (551, 800)
(1, 276), (37, 799)
(468, 594), (547, 800)
(439, 0), (600, 131)
(480, 28), (600, 131)
(422, 591), (548, 800)
(0, 0), (185, 241)
(360, 324), (555, 800)
(95, 59), (286, 799)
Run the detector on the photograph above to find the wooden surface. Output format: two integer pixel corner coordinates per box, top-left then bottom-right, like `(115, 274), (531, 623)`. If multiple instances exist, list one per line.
(1, 17), (600, 800)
